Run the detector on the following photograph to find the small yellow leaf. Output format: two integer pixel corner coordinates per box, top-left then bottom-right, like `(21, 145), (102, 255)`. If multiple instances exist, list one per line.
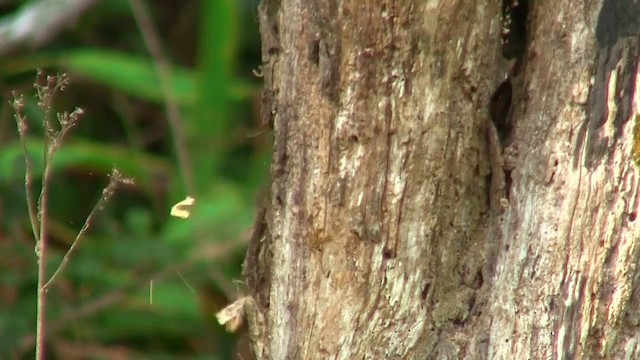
(170, 196), (195, 219)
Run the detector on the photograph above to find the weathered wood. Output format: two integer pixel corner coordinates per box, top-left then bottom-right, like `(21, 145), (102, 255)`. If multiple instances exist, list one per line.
(245, 0), (640, 358)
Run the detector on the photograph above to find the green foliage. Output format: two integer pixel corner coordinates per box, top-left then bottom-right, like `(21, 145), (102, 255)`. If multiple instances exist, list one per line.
(2, 49), (259, 105)
(0, 0), (267, 358)
(0, 139), (171, 191)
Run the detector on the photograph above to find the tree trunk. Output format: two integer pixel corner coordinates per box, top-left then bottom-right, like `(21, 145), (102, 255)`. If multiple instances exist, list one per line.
(243, 0), (640, 358)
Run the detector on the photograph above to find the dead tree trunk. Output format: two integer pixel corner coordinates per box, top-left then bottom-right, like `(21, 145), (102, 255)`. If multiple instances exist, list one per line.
(243, 0), (640, 358)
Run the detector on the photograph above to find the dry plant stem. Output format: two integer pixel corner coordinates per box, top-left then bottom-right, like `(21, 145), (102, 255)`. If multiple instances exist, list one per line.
(44, 169), (130, 290)
(18, 236), (246, 355)
(129, 0), (195, 196)
(17, 71), (80, 360)
(11, 93), (45, 360)
(33, 73), (70, 360)
(12, 94), (40, 242)
(34, 152), (54, 360)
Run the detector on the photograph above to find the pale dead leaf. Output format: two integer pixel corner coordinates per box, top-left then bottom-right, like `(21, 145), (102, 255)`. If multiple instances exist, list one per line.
(170, 196), (195, 219)
(216, 296), (250, 332)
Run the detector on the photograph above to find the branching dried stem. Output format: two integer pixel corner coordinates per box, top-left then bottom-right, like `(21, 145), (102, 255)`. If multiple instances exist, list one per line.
(13, 70), (131, 360)
(35, 70), (70, 143)
(44, 168), (134, 290)
(11, 93), (39, 243)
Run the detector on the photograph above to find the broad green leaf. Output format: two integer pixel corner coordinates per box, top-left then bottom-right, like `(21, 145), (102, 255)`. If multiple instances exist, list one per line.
(0, 50), (259, 104)
(0, 139), (171, 191)
(63, 49), (195, 104)
(188, 0), (241, 191)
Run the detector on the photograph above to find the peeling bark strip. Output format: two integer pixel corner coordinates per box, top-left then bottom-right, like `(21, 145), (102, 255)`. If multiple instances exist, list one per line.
(577, 0), (640, 169)
(247, 0), (640, 359)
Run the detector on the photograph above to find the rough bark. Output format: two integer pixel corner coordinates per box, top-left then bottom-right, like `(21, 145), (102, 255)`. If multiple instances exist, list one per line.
(244, 0), (640, 359)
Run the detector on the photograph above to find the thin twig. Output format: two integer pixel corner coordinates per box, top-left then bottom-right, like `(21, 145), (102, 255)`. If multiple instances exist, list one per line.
(11, 93), (39, 242)
(129, 0), (195, 196)
(34, 147), (54, 360)
(177, 272), (196, 294)
(44, 168), (133, 290)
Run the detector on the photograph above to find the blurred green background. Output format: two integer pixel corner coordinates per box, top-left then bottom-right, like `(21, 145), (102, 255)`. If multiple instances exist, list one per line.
(0, 0), (269, 358)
